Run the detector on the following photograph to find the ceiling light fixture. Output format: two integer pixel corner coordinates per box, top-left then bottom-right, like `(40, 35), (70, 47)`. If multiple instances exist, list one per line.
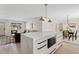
(67, 16), (69, 24)
(39, 16), (44, 21)
(44, 4), (52, 22)
(48, 19), (52, 22)
(39, 4), (52, 22)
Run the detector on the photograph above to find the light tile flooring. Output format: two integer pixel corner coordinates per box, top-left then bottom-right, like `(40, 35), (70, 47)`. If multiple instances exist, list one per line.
(55, 35), (79, 54)
(1, 41), (79, 54)
(55, 41), (79, 54)
(0, 36), (79, 54)
(0, 43), (21, 54)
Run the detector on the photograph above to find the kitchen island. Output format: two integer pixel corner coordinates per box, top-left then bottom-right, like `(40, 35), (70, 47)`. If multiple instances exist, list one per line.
(21, 31), (63, 54)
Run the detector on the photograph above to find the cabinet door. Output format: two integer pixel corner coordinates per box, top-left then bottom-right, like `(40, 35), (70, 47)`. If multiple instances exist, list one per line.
(42, 21), (55, 32)
(0, 23), (5, 36)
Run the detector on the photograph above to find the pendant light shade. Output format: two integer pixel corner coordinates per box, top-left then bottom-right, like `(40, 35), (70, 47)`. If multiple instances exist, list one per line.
(48, 19), (52, 22)
(39, 4), (52, 22)
(45, 4), (47, 6)
(39, 16), (44, 21)
(44, 4), (52, 22)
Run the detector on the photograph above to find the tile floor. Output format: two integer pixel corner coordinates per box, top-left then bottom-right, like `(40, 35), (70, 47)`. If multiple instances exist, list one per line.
(0, 36), (79, 54)
(0, 43), (21, 54)
(55, 41), (79, 54)
(55, 35), (79, 54)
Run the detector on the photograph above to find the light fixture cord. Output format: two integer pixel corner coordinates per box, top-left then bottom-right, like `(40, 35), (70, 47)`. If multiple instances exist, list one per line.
(45, 4), (47, 18)
(67, 16), (69, 25)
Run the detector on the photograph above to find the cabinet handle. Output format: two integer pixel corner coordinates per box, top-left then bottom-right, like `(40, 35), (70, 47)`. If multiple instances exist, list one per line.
(58, 42), (62, 45)
(49, 48), (56, 54)
(37, 44), (46, 50)
(37, 40), (46, 44)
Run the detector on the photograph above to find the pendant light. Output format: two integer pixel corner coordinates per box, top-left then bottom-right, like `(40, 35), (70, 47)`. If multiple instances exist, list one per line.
(39, 4), (52, 22)
(48, 19), (52, 22)
(67, 16), (69, 24)
(39, 16), (44, 21)
(66, 15), (70, 30)
(45, 4), (47, 18)
(44, 4), (52, 22)
(67, 15), (70, 26)
(39, 4), (45, 21)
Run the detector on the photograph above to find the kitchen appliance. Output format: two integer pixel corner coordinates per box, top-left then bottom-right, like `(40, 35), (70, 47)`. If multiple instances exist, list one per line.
(47, 36), (56, 48)
(14, 33), (21, 43)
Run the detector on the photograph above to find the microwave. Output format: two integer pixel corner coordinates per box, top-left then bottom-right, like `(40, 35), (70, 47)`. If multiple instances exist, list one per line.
(47, 36), (56, 48)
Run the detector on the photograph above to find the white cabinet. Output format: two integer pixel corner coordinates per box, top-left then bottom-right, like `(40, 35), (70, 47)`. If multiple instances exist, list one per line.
(21, 34), (48, 54)
(21, 32), (63, 54)
(28, 19), (56, 32)
(42, 21), (55, 32)
(0, 23), (5, 36)
(33, 39), (48, 54)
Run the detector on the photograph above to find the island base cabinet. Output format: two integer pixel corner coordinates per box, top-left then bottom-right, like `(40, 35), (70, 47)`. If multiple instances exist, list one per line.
(21, 33), (63, 54)
(21, 35), (33, 54)
(33, 45), (48, 54)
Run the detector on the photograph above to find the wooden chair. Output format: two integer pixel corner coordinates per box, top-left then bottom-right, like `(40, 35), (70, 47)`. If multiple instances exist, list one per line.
(63, 30), (69, 39)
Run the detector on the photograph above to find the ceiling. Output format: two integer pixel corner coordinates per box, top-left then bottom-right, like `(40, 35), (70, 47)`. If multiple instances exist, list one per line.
(0, 4), (79, 21)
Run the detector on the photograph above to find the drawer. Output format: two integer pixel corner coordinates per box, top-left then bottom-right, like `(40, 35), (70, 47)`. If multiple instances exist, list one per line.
(49, 48), (56, 54)
(34, 38), (47, 48)
(33, 39), (47, 53)
(33, 43), (47, 53)
(56, 42), (62, 51)
(56, 37), (63, 42)
(49, 42), (62, 54)
(34, 44), (47, 54)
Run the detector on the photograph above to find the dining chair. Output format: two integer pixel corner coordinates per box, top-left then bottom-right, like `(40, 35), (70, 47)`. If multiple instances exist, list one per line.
(68, 30), (77, 41)
(63, 30), (69, 39)
(74, 30), (77, 40)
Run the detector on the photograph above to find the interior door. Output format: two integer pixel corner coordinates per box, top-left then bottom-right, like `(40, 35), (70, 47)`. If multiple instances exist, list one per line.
(0, 23), (5, 36)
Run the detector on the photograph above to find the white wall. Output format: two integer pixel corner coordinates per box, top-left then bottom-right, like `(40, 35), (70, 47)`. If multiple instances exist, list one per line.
(63, 18), (79, 30)
(42, 18), (56, 32)
(0, 4), (79, 33)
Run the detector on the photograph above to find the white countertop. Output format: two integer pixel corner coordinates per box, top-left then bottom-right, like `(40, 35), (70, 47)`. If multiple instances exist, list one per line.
(22, 31), (56, 40)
